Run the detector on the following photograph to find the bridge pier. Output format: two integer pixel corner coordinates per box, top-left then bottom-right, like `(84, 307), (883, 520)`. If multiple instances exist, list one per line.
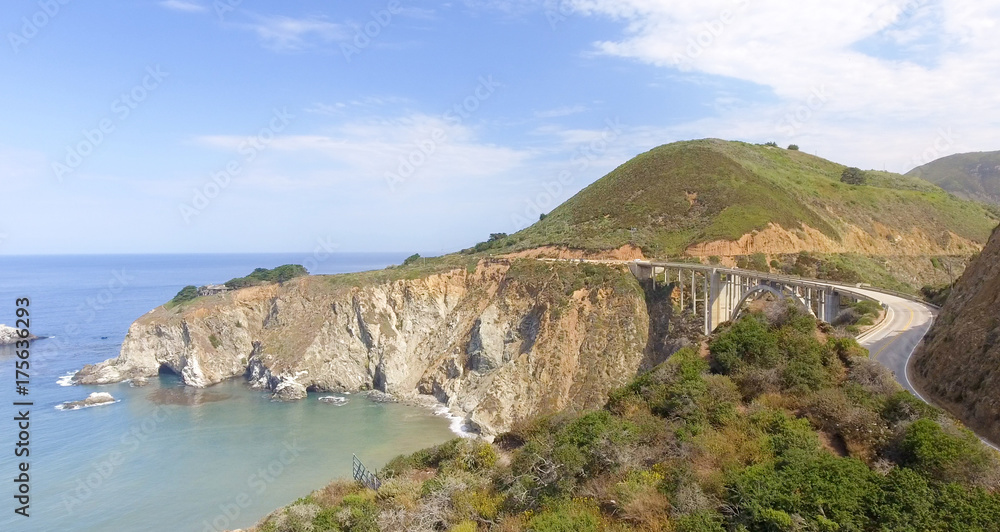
(627, 261), (861, 336)
(824, 291), (841, 323)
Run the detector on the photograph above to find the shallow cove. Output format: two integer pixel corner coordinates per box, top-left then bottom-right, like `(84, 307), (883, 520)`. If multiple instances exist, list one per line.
(45, 376), (455, 532)
(0, 253), (457, 532)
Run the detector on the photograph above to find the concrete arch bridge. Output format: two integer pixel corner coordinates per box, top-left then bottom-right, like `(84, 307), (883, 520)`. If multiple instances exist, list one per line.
(627, 261), (883, 336)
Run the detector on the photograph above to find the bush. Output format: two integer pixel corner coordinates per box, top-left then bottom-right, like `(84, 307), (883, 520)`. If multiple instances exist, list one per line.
(736, 253), (769, 272)
(841, 167), (867, 185)
(710, 314), (781, 374)
(899, 419), (994, 484)
(674, 509), (726, 532)
(882, 391), (938, 424)
(470, 233), (513, 253)
(787, 144), (800, 151)
(226, 265), (308, 289)
(403, 254), (421, 266)
(728, 450), (879, 532)
(170, 285), (199, 305)
(752, 408), (820, 456)
(527, 499), (602, 532)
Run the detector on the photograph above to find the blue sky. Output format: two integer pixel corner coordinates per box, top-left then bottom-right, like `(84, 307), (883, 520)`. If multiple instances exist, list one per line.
(2, 0), (998, 255)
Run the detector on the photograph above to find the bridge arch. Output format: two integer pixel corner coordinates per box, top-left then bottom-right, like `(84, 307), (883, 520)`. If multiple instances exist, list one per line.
(730, 284), (812, 323)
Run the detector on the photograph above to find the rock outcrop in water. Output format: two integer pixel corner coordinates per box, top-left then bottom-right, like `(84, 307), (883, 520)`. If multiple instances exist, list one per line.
(74, 260), (654, 435)
(58, 392), (116, 410)
(0, 324), (38, 344)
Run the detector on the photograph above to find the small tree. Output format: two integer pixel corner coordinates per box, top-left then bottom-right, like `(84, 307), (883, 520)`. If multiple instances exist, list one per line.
(403, 253), (421, 266)
(840, 167), (866, 185)
(539, 213), (548, 221)
(763, 141), (779, 148)
(788, 144), (800, 151)
(488, 233), (508, 242)
(171, 285), (199, 305)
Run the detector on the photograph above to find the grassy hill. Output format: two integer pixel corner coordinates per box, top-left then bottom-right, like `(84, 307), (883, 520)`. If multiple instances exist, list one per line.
(907, 151), (1000, 207)
(489, 139), (997, 258)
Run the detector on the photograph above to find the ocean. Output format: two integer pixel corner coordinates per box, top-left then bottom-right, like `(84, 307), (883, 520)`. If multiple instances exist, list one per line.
(0, 254), (457, 532)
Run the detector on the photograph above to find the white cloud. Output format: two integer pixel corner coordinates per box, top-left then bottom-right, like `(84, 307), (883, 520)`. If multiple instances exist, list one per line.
(305, 97), (413, 116)
(194, 113), (535, 191)
(534, 105), (589, 118)
(563, 0), (1000, 171)
(240, 14), (348, 51)
(158, 0), (206, 13)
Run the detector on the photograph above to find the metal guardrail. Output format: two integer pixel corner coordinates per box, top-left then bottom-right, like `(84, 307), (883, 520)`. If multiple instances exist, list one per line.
(352, 454), (381, 491)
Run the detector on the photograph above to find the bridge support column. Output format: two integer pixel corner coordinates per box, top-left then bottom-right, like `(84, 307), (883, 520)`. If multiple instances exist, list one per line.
(703, 274), (710, 335)
(708, 270), (729, 335)
(678, 269), (684, 309)
(824, 291), (841, 323)
(692, 271), (697, 313)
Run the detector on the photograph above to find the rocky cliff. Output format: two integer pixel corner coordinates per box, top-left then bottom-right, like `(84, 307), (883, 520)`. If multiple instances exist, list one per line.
(912, 225), (1000, 444)
(74, 260), (653, 435)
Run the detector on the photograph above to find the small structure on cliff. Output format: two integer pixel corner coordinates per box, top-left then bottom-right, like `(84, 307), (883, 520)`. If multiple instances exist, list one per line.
(198, 284), (231, 297)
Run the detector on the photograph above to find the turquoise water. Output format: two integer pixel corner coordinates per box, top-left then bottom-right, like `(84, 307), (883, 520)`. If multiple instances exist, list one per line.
(0, 254), (456, 532)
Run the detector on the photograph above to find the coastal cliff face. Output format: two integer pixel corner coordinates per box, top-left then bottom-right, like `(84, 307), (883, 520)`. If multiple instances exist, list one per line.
(74, 260), (650, 435)
(912, 225), (1000, 444)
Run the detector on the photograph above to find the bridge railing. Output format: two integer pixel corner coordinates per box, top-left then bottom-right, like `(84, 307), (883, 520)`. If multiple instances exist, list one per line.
(636, 260), (937, 308)
(632, 260), (934, 337)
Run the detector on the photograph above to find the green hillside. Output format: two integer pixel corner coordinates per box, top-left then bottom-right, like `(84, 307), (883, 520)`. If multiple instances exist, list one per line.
(493, 139), (997, 257)
(254, 305), (1000, 532)
(907, 151), (1000, 207)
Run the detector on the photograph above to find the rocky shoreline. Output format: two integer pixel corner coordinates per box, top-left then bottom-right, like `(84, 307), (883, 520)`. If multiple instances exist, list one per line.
(72, 261), (657, 436)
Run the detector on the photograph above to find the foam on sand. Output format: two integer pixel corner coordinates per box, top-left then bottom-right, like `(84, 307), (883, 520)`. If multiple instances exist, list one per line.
(433, 405), (476, 438)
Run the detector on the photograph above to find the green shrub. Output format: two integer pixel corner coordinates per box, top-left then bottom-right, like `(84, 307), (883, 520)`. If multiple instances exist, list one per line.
(225, 264), (308, 289)
(449, 521), (477, 532)
(899, 419), (993, 483)
(728, 450), (879, 532)
(403, 253), (421, 266)
(710, 314), (781, 374)
(787, 144), (800, 151)
(335, 492), (379, 532)
(841, 167), (867, 185)
(674, 509), (726, 532)
(170, 285), (199, 305)
(209, 334), (221, 349)
(870, 467), (937, 531)
(527, 499), (602, 532)
(881, 391), (939, 424)
(751, 409), (820, 456)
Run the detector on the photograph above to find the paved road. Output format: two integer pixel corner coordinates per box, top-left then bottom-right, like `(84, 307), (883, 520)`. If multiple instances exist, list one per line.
(846, 287), (999, 451)
(852, 289), (937, 398)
